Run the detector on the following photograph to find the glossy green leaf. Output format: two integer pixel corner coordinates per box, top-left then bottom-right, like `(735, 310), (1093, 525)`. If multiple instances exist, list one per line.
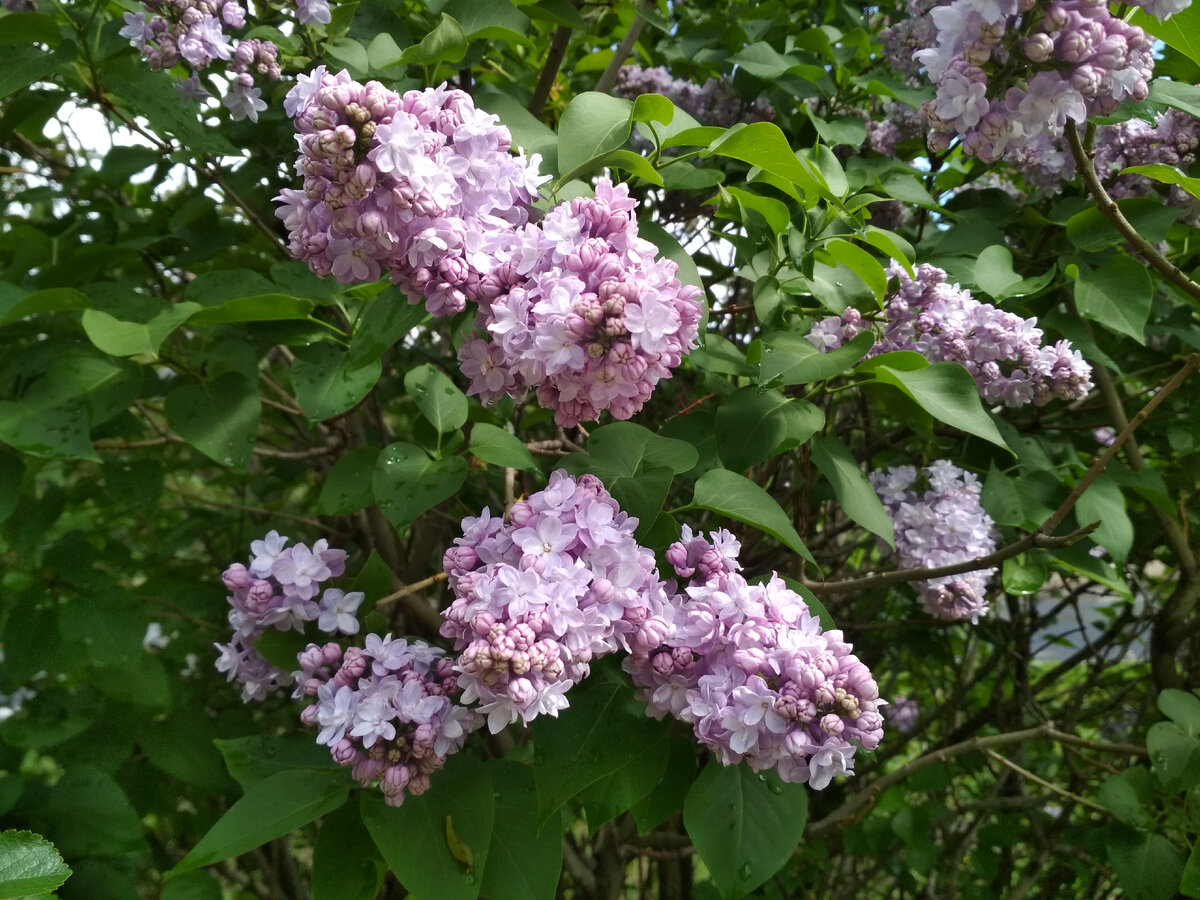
(860, 226), (914, 277)
(821, 239), (885, 301)
(361, 753), (492, 900)
(870, 363), (1009, 449)
(0, 830), (71, 898)
(214, 736), (343, 790)
(292, 343), (382, 422)
(41, 766), (147, 858)
(173, 770), (349, 874)
(760, 330), (873, 387)
(716, 387), (809, 472)
(404, 363), (468, 433)
(593, 149), (663, 185)
(480, 763), (562, 900)
(1158, 688), (1200, 737)
(80, 303), (200, 357)
(1108, 831), (1186, 900)
(187, 294), (314, 326)
(0, 12), (62, 45)
(1073, 256), (1153, 343)
(1147, 722), (1200, 793)
(0, 397), (97, 461)
(707, 122), (827, 200)
(1001, 556), (1047, 595)
(683, 761), (808, 900)
(630, 92), (675, 125)
(400, 13), (468, 65)
(0, 42), (70, 101)
(372, 442), (467, 527)
(1133, 7), (1200, 67)
(973, 245), (1024, 298)
(468, 423), (536, 470)
(556, 92), (634, 181)
(1122, 163), (1200, 200)
(692, 468), (814, 562)
(165, 373), (261, 467)
(1074, 473), (1133, 563)
(347, 292), (427, 368)
(1182, 837), (1200, 896)
(442, 0), (529, 41)
(0, 287), (89, 326)
(1066, 199), (1179, 252)
(810, 434), (894, 546)
(533, 665), (674, 827)
(1097, 775), (1152, 829)
(317, 446), (381, 515)
(311, 803), (385, 900)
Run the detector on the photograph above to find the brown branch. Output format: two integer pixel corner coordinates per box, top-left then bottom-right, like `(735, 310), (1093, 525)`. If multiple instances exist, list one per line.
(1064, 120), (1200, 304)
(374, 571), (448, 632)
(594, 13), (646, 94)
(529, 25), (574, 117)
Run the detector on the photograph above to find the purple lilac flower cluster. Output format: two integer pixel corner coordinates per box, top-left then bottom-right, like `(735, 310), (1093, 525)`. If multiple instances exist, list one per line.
(118, 0), (279, 121)
(440, 470), (672, 733)
(871, 461), (998, 622)
(612, 65), (774, 127)
(294, 0), (332, 25)
(275, 68), (547, 307)
(914, 0), (1161, 161)
(458, 178), (704, 427)
(294, 636), (481, 806)
(625, 528), (886, 790)
(808, 263), (1093, 407)
(214, 531), (360, 701)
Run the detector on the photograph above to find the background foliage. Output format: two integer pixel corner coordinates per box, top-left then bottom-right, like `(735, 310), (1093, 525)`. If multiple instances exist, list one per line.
(1, 0), (1199, 897)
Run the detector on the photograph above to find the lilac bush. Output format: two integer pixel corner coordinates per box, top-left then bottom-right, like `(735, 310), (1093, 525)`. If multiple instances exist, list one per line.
(459, 178), (704, 426)
(871, 461), (999, 622)
(626, 528), (886, 790)
(808, 262), (1093, 407)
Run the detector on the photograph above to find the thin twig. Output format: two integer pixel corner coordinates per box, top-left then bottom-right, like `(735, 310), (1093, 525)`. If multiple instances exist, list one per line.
(984, 749), (1107, 814)
(529, 25), (574, 117)
(595, 13), (646, 94)
(1064, 121), (1200, 303)
(375, 571), (449, 608)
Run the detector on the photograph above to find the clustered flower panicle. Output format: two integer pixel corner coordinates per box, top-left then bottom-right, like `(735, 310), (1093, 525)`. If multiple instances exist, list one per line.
(871, 461), (999, 622)
(295, 636), (481, 806)
(459, 178), (704, 427)
(613, 65), (775, 128)
(214, 531), (361, 701)
(626, 528), (886, 790)
(915, 0), (1164, 161)
(440, 470), (670, 733)
(119, 0), (280, 121)
(808, 262), (1092, 407)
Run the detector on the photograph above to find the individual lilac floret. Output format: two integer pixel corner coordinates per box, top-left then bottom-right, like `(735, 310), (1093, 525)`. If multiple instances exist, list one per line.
(807, 262), (1092, 407)
(626, 528), (886, 790)
(440, 470), (672, 733)
(912, 0), (1159, 161)
(214, 531), (360, 701)
(295, 636), (482, 806)
(870, 461), (998, 622)
(275, 68), (548, 311)
(459, 178), (704, 427)
(118, 0), (279, 121)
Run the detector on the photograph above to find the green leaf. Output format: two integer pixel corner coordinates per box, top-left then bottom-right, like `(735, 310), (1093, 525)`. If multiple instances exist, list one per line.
(105, 66), (237, 155)
(442, 0), (529, 41)
(41, 765), (147, 858)
(361, 753), (493, 900)
(1182, 837), (1200, 897)
(160, 870), (222, 900)
(0, 397), (97, 461)
(821, 239), (885, 301)
(404, 363), (468, 433)
(630, 93), (675, 126)
(173, 770), (349, 874)
(399, 14), (468, 65)
(1074, 473), (1133, 563)
(692, 468), (814, 562)
(707, 122), (827, 200)
(630, 735), (698, 834)
(468, 423), (537, 470)
(860, 226), (914, 278)
(80, 303), (200, 357)
(0, 42), (70, 101)
(366, 33), (405, 72)
(533, 665), (674, 827)
(870, 362), (1010, 449)
(0, 12), (62, 46)
(1133, 7), (1200, 68)
(214, 736), (343, 790)
(1066, 199), (1179, 252)
(1001, 556), (1047, 595)
(292, 343), (382, 422)
(715, 387), (816, 472)
(480, 762), (562, 900)
(759, 330), (873, 386)
(347, 291), (427, 368)
(0, 446), (22, 524)
(810, 434), (894, 546)
(1108, 831), (1186, 900)
(1148, 78), (1200, 118)
(1147, 722), (1200, 793)
(317, 446), (381, 515)
(556, 92), (634, 182)
(575, 717), (672, 829)
(526, 0), (587, 28)
(165, 373), (261, 467)
(1158, 689), (1200, 737)
(187, 294), (314, 326)
(691, 332), (754, 377)
(683, 761), (808, 900)
(0, 830), (71, 899)
(325, 37), (369, 74)
(311, 803), (385, 900)
(638, 220), (705, 291)
(1122, 163), (1200, 200)
(723, 186), (790, 233)
(1072, 256), (1153, 343)
(973, 245), (1024, 298)
(0, 287), (89, 326)
(372, 442), (467, 527)
(591, 148), (663, 185)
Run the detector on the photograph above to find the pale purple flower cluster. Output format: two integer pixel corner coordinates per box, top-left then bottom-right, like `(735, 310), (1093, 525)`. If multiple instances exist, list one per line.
(440, 470), (671, 733)
(889, 695), (920, 734)
(214, 531), (360, 701)
(294, 0), (332, 25)
(871, 461), (998, 622)
(459, 178), (704, 427)
(625, 528), (886, 790)
(118, 0), (279, 122)
(275, 67), (547, 311)
(914, 0), (1157, 161)
(295, 636), (481, 806)
(613, 65), (774, 127)
(808, 263), (1093, 407)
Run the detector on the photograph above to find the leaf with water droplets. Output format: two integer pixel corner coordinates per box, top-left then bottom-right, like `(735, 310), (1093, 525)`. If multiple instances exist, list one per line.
(372, 442), (466, 528)
(165, 373), (261, 467)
